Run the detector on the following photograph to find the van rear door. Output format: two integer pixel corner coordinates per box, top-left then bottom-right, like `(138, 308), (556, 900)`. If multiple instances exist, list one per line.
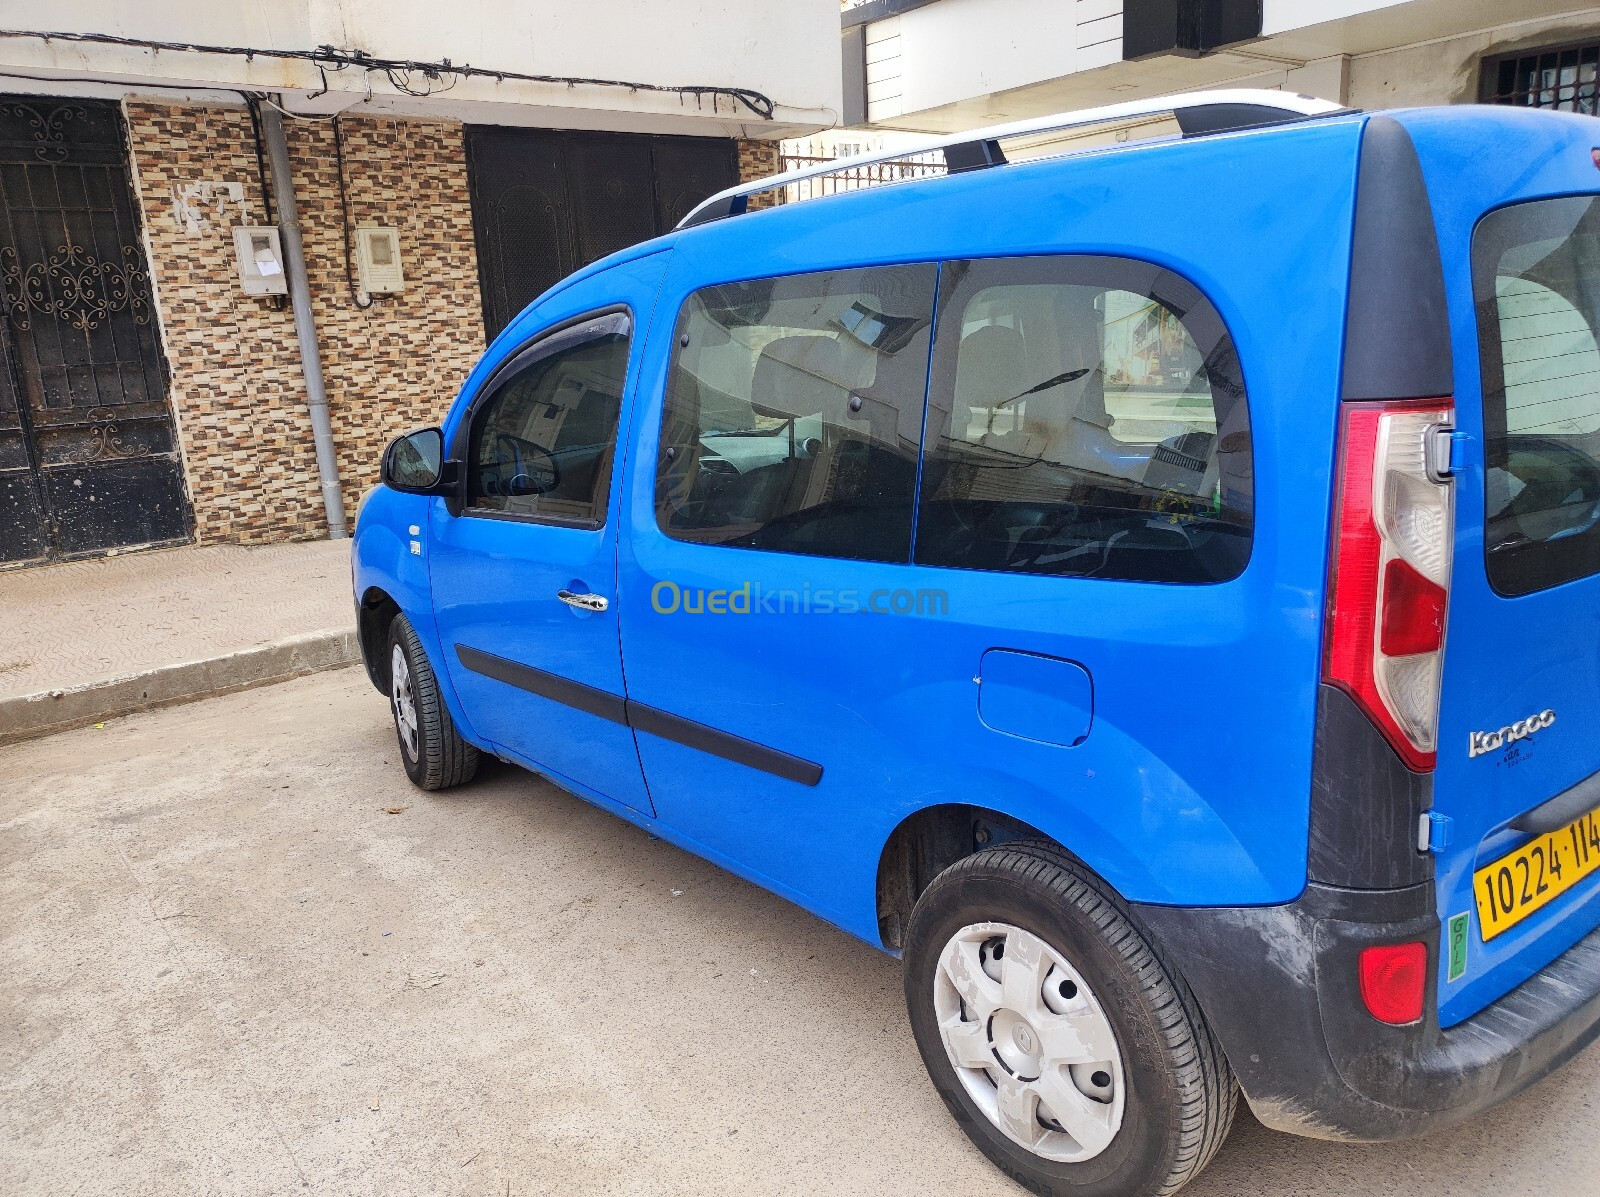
(1433, 181), (1600, 1026)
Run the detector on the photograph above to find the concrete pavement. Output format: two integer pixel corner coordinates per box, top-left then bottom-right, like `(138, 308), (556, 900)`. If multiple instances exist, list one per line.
(0, 540), (357, 744)
(3, 667), (1597, 1196)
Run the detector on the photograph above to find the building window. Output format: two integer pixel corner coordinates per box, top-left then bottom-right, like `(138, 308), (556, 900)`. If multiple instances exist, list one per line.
(1481, 41), (1600, 114)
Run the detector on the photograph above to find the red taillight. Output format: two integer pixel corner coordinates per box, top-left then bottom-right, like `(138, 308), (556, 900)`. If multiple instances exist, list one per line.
(1379, 559), (1447, 657)
(1358, 941), (1428, 1025)
(1323, 401), (1455, 772)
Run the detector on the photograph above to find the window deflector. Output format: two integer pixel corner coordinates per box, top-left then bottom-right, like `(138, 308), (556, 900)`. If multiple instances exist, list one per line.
(452, 307), (634, 527)
(451, 309), (633, 464)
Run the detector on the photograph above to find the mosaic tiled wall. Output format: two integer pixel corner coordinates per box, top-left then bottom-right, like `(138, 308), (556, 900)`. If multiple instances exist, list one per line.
(736, 138), (782, 209)
(123, 110), (783, 545)
(124, 102), (484, 543)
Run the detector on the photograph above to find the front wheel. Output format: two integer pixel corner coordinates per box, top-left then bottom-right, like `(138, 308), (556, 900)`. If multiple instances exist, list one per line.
(902, 840), (1235, 1197)
(387, 614), (479, 790)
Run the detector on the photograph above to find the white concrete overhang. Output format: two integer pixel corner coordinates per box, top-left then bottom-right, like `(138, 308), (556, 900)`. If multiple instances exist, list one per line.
(0, 33), (833, 139)
(859, 0), (1600, 133)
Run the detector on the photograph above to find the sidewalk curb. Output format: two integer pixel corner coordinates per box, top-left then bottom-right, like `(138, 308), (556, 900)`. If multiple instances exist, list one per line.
(0, 629), (362, 748)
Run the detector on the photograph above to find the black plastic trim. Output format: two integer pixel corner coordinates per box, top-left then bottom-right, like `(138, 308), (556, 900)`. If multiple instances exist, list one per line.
(455, 644), (629, 724)
(943, 139), (1006, 174)
(627, 703), (824, 786)
(1341, 116), (1453, 402)
(1173, 103), (1315, 137)
(1512, 767), (1600, 835)
(679, 194), (747, 229)
(455, 643), (823, 785)
(1137, 880), (1600, 1141)
(1308, 683), (1433, 888)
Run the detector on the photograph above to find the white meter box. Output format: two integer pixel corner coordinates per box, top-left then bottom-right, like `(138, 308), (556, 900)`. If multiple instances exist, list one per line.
(232, 226), (287, 296)
(355, 227), (405, 293)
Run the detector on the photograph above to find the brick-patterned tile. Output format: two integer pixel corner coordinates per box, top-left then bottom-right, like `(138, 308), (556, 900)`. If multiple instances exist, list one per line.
(124, 103), (485, 545)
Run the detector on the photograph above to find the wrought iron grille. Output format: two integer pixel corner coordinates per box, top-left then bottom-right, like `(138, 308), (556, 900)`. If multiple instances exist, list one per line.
(1481, 40), (1600, 114)
(0, 95), (190, 563)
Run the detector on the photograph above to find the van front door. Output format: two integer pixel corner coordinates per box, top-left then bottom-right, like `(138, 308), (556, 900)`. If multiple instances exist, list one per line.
(429, 254), (668, 815)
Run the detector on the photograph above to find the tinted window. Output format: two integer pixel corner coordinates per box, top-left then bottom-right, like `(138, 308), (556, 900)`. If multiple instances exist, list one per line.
(1474, 196), (1600, 596)
(469, 318), (631, 525)
(656, 266), (937, 562)
(915, 256), (1252, 583)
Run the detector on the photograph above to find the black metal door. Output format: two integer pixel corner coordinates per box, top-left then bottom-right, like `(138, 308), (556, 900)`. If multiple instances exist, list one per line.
(0, 96), (191, 565)
(466, 127), (738, 338)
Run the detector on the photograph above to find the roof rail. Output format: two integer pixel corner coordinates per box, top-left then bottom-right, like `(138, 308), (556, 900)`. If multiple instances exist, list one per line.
(677, 89), (1349, 230)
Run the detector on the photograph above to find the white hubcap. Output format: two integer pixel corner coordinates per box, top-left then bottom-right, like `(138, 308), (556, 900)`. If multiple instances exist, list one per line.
(934, 922), (1125, 1162)
(390, 643), (419, 759)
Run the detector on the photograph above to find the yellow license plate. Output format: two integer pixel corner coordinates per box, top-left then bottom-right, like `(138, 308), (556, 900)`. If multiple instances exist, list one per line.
(1475, 807), (1600, 941)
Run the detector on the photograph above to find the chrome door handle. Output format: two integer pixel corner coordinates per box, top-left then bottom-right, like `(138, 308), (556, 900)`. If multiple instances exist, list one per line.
(557, 589), (609, 613)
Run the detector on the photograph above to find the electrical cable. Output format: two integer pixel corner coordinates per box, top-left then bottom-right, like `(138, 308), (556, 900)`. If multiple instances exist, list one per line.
(331, 114), (375, 310)
(243, 95), (273, 224)
(0, 28), (778, 119)
(258, 94), (336, 122)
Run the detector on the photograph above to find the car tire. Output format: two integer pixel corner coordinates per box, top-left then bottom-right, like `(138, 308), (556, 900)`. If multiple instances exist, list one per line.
(902, 839), (1235, 1197)
(387, 613), (479, 791)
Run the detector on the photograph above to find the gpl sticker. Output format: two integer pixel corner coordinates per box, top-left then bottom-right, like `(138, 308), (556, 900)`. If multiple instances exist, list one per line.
(1447, 911), (1470, 983)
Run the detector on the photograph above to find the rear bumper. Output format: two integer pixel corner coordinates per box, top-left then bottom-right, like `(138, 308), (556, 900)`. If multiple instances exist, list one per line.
(1135, 882), (1600, 1141)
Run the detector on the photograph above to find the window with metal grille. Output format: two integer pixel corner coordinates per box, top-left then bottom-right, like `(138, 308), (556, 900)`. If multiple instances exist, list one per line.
(1481, 40), (1600, 114)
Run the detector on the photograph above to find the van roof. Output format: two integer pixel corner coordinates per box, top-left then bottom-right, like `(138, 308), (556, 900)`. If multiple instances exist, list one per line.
(521, 101), (1598, 334)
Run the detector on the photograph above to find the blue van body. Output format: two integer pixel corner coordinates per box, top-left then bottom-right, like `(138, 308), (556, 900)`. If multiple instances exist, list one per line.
(354, 104), (1600, 1143)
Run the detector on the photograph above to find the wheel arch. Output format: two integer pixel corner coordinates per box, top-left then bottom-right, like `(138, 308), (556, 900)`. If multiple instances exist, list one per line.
(876, 802), (1081, 951)
(357, 586), (402, 694)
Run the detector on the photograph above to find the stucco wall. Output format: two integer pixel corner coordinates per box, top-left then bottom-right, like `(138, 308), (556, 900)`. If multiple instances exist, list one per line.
(125, 102), (484, 543)
(1348, 12), (1600, 108)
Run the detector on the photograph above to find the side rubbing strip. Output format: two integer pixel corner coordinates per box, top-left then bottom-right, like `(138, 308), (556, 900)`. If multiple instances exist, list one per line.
(455, 643), (823, 785)
(626, 702), (823, 786)
(455, 644), (628, 725)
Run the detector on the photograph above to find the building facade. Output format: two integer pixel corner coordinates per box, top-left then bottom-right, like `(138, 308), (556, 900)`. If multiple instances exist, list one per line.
(0, 2), (835, 564)
(842, 1), (1600, 127)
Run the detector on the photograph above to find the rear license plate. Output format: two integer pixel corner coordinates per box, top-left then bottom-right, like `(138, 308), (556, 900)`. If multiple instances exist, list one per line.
(1475, 807), (1600, 941)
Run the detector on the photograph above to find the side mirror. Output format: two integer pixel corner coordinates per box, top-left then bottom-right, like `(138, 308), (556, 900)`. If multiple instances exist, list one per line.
(382, 428), (449, 493)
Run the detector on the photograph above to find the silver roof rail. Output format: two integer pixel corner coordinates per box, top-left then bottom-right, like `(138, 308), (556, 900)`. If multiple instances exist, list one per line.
(677, 88), (1348, 230)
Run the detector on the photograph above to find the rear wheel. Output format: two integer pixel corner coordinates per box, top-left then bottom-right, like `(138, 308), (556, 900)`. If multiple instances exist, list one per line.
(388, 614), (479, 790)
(903, 840), (1235, 1197)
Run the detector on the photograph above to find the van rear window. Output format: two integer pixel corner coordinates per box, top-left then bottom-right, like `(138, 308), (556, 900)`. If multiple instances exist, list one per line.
(1474, 196), (1600, 596)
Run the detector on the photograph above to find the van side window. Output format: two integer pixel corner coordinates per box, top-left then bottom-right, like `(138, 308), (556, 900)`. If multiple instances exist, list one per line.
(915, 256), (1253, 583)
(468, 321), (631, 525)
(656, 265), (937, 562)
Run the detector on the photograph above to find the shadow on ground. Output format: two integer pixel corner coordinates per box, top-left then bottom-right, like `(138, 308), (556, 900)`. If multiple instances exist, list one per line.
(1, 668), (1593, 1196)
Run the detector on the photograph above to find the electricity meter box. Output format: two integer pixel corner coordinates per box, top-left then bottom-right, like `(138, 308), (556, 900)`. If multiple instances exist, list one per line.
(232, 226), (287, 296)
(355, 226), (405, 294)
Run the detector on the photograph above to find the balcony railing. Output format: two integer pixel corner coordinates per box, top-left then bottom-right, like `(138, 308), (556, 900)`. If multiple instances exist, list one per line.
(772, 151), (946, 205)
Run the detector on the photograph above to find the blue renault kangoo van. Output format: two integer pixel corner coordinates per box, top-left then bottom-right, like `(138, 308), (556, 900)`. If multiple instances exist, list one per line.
(353, 90), (1600, 1196)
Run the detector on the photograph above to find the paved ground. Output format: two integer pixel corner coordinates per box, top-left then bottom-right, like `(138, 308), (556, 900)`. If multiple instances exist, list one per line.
(0, 540), (352, 701)
(4, 668), (1598, 1197)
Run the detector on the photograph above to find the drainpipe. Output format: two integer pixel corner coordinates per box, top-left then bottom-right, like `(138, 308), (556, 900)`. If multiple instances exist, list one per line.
(260, 102), (347, 538)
